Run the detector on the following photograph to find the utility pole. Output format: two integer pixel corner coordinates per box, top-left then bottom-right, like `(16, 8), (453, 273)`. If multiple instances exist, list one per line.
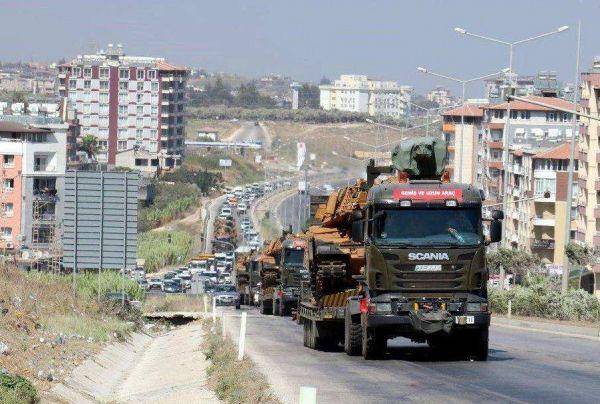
(562, 21), (581, 293)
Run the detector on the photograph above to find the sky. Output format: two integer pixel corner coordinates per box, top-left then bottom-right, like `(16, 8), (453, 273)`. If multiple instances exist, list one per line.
(1, 0), (599, 96)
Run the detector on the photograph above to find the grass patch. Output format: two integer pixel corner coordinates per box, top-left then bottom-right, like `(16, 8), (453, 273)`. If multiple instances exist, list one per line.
(74, 271), (145, 302)
(202, 322), (279, 404)
(138, 230), (194, 272)
(139, 182), (202, 232)
(186, 152), (263, 186)
(0, 373), (38, 404)
(41, 314), (135, 342)
(260, 215), (279, 241)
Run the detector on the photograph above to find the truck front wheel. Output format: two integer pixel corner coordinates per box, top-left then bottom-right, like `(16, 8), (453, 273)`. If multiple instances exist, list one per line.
(471, 328), (489, 361)
(272, 299), (280, 316)
(344, 309), (361, 356)
(361, 324), (386, 360)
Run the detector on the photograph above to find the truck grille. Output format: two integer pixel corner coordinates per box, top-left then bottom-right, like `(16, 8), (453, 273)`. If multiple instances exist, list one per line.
(391, 264), (466, 291)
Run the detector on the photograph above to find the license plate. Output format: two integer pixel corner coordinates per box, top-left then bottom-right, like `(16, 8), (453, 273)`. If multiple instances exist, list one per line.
(414, 264), (442, 272)
(455, 315), (475, 325)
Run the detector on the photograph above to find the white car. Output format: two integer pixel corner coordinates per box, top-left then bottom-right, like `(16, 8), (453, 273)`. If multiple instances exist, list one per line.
(237, 203), (247, 214)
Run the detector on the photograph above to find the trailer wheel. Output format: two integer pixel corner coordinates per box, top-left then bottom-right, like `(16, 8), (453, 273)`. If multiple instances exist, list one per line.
(344, 309), (361, 356)
(260, 300), (271, 315)
(470, 328), (489, 361)
(361, 323), (386, 360)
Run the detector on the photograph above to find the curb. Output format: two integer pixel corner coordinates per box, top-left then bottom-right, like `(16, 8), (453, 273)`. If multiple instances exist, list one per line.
(492, 316), (600, 341)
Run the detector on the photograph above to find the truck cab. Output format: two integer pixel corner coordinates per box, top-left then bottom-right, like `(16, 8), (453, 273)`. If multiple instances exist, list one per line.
(272, 238), (309, 316)
(345, 180), (502, 360)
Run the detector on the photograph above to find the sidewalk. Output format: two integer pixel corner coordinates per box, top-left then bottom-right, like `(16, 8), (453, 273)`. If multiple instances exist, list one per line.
(492, 315), (600, 340)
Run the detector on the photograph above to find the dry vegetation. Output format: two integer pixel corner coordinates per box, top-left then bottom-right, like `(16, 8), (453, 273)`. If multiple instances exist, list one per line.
(186, 118), (242, 141)
(265, 121), (428, 171)
(202, 320), (279, 404)
(0, 265), (138, 400)
(143, 294), (207, 313)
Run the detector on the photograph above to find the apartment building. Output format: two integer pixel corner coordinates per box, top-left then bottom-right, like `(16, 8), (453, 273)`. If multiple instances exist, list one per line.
(577, 58), (600, 296)
(505, 144), (577, 269)
(484, 71), (568, 101)
(427, 86), (454, 107)
(441, 104), (485, 185)
(57, 44), (188, 175)
(480, 96), (577, 202)
(319, 75), (412, 119)
(0, 122), (66, 258)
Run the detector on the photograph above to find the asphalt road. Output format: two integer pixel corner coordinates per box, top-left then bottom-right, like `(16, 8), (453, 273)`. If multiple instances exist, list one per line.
(227, 121), (271, 150)
(221, 307), (600, 404)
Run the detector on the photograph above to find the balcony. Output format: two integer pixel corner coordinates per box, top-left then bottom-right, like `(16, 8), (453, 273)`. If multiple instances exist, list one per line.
(488, 141), (503, 149)
(531, 238), (555, 249)
(533, 216), (555, 227)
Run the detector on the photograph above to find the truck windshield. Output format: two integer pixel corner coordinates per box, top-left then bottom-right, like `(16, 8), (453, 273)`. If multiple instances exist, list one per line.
(374, 208), (481, 246)
(283, 248), (304, 265)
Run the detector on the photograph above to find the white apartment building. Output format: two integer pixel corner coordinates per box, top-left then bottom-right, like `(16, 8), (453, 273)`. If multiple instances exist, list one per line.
(319, 75), (412, 119)
(56, 44), (188, 175)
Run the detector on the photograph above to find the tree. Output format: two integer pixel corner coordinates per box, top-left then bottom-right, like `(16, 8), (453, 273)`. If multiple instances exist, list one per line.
(319, 76), (331, 85)
(566, 243), (599, 267)
(487, 248), (543, 281)
(79, 134), (98, 158)
(298, 84), (320, 109)
(234, 82), (275, 108)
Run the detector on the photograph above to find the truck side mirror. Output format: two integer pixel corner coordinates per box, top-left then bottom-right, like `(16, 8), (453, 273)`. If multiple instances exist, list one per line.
(490, 219), (502, 243)
(351, 210), (364, 243)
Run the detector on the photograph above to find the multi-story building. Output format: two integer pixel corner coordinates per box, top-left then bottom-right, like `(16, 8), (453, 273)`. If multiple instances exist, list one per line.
(480, 96), (577, 202)
(319, 75), (412, 119)
(484, 71), (569, 101)
(441, 104), (485, 185)
(504, 144), (577, 269)
(427, 86), (454, 107)
(577, 57), (600, 296)
(57, 44), (188, 175)
(0, 121), (66, 261)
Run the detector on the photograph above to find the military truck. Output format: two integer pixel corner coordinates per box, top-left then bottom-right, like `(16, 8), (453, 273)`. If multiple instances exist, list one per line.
(299, 137), (503, 360)
(271, 237), (309, 316)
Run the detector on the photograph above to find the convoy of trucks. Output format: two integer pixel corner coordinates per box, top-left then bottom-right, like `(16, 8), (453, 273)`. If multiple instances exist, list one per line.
(233, 137), (503, 360)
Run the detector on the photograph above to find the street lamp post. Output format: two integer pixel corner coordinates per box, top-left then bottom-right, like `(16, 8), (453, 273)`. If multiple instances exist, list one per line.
(454, 25), (569, 253)
(417, 67), (507, 184)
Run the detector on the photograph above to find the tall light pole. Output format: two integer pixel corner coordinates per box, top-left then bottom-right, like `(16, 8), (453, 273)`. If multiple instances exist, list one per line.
(454, 25), (569, 251)
(417, 66), (507, 183)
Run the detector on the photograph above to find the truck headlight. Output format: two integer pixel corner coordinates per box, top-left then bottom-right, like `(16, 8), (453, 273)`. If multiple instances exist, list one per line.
(466, 302), (488, 312)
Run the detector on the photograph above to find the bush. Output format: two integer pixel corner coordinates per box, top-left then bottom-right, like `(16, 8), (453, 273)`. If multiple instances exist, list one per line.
(489, 278), (600, 322)
(0, 373), (38, 404)
(138, 182), (202, 232)
(138, 230), (193, 272)
(75, 271), (145, 301)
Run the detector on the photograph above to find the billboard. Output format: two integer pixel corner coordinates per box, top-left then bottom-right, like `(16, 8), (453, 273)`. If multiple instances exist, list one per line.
(219, 159), (233, 167)
(62, 171), (139, 270)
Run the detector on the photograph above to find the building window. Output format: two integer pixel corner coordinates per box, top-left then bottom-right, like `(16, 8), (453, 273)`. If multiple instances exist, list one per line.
(118, 105), (127, 116)
(136, 105), (143, 115)
(73, 67), (81, 77)
(83, 67), (92, 78)
(151, 159), (159, 167)
(84, 80), (91, 89)
(118, 140), (127, 150)
(493, 110), (504, 119)
(3, 178), (15, 191)
(521, 111), (530, 119)
(2, 155), (15, 167)
(135, 159), (148, 166)
(119, 69), (130, 79)
(148, 70), (157, 79)
(69, 79), (76, 88)
(546, 112), (557, 122)
(137, 69), (145, 80)
(137, 93), (143, 103)
(119, 81), (128, 91)
(137, 81), (144, 91)
(100, 80), (109, 90)
(151, 82), (159, 92)
(98, 140), (108, 150)
(3, 203), (13, 217)
(1, 227), (12, 241)
(136, 117), (143, 127)
(136, 129), (143, 139)
(99, 67), (109, 79)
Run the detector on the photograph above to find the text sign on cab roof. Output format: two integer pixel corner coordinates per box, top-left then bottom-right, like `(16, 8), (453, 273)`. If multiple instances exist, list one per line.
(392, 188), (463, 201)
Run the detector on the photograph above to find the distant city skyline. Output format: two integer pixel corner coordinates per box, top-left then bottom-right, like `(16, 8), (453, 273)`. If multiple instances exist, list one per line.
(1, 0), (598, 96)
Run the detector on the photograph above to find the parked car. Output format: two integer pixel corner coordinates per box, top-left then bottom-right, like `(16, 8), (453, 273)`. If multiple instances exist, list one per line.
(162, 280), (182, 293)
(212, 284), (241, 309)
